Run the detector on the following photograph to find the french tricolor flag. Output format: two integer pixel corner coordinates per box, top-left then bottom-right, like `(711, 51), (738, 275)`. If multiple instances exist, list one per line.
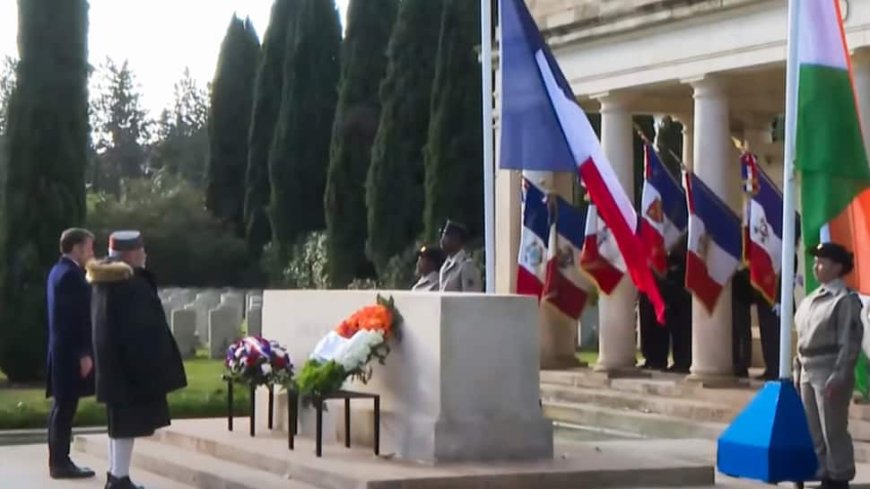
(638, 143), (688, 276)
(580, 204), (625, 294)
(683, 171), (742, 313)
(741, 152), (783, 304)
(499, 0), (665, 322)
(543, 196), (593, 319)
(517, 179), (550, 297)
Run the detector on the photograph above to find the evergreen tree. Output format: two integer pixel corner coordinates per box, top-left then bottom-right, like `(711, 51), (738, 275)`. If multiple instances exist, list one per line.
(245, 0), (300, 257)
(365, 0), (445, 274)
(422, 0), (483, 241)
(268, 0), (341, 261)
(324, 0), (398, 288)
(90, 58), (152, 196)
(207, 16), (260, 235)
(151, 69), (210, 186)
(0, 0), (89, 381)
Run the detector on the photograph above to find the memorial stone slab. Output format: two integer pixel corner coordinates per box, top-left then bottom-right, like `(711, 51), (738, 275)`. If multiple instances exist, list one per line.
(171, 309), (197, 359)
(208, 305), (241, 359)
(246, 305), (262, 337)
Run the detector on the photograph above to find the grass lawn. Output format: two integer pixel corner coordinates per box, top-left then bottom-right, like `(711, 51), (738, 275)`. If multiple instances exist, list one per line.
(0, 357), (249, 430)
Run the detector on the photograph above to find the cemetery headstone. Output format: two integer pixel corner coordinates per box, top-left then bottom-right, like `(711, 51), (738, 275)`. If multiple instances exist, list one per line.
(208, 305), (241, 359)
(246, 305), (262, 337)
(171, 309), (198, 359)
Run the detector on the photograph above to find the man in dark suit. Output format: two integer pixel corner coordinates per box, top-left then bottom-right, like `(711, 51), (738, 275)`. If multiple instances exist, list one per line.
(46, 228), (96, 479)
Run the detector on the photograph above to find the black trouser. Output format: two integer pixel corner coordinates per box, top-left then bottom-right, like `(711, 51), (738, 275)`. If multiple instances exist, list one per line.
(639, 295), (669, 369)
(668, 290), (692, 371)
(756, 297), (780, 377)
(48, 397), (79, 468)
(731, 284), (753, 376)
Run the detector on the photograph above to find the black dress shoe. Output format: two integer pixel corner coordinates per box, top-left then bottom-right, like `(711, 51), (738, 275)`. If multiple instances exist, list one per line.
(106, 473), (145, 489)
(50, 462), (95, 479)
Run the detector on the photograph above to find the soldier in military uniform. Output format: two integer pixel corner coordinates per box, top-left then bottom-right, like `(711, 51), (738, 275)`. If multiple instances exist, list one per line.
(412, 245), (445, 291)
(438, 220), (483, 292)
(794, 242), (863, 489)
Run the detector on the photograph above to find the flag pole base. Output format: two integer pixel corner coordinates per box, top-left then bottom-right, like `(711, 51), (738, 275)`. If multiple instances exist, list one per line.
(717, 380), (817, 484)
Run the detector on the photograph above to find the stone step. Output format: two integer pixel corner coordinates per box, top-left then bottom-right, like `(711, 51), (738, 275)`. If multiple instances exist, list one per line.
(540, 383), (741, 424)
(74, 434), (319, 489)
(543, 400), (727, 440)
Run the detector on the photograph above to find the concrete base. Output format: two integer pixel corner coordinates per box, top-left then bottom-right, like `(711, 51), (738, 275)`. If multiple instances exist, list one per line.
(74, 418), (714, 489)
(261, 290), (554, 463)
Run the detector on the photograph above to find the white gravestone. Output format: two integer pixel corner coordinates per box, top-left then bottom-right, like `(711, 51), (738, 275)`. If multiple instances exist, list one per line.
(193, 291), (221, 344)
(246, 305), (262, 337)
(208, 305), (241, 359)
(171, 309), (197, 359)
(220, 292), (244, 324)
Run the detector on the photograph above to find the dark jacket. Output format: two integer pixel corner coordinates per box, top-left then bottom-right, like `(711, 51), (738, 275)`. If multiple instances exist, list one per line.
(88, 260), (187, 405)
(46, 257), (95, 400)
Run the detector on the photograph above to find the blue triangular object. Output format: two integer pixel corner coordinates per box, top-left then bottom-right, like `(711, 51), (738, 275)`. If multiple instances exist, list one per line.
(717, 380), (818, 483)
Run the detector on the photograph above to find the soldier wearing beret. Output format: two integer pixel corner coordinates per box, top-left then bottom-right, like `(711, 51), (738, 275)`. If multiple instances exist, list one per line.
(412, 245), (445, 291)
(438, 220), (482, 293)
(87, 231), (187, 489)
(795, 242), (864, 489)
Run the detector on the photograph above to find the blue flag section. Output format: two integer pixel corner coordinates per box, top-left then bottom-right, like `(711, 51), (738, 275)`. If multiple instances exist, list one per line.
(498, 0), (578, 172)
(717, 381), (817, 483)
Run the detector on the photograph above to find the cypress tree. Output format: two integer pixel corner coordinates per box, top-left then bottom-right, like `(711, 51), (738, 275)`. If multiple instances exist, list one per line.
(324, 0), (398, 288)
(422, 0), (483, 241)
(268, 0), (341, 260)
(365, 0), (445, 274)
(0, 0), (89, 381)
(207, 15), (261, 235)
(245, 0), (299, 257)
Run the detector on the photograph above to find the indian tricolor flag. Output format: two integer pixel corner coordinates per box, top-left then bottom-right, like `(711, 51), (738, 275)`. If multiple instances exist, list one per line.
(794, 0), (870, 398)
(795, 0), (870, 293)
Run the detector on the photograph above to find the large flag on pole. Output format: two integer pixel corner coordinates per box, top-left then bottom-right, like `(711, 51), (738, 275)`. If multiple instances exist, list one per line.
(684, 171), (743, 313)
(795, 0), (870, 293)
(741, 152), (784, 304)
(638, 143), (688, 276)
(794, 0), (870, 397)
(499, 0), (666, 322)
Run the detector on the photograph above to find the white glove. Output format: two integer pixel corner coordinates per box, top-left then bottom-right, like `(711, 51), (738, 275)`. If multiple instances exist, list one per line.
(772, 303), (782, 318)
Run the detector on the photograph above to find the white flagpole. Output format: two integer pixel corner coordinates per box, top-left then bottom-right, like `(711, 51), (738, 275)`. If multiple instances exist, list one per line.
(481, 0), (496, 293)
(779, 0), (801, 380)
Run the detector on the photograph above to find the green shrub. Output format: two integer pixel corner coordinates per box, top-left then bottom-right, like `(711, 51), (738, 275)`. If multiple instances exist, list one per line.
(86, 172), (265, 287)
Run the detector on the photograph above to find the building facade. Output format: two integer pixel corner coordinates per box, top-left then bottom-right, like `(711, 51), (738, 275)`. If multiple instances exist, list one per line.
(494, 0), (870, 378)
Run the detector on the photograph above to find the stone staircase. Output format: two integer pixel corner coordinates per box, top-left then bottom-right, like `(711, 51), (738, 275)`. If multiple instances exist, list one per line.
(73, 418), (715, 489)
(540, 368), (870, 461)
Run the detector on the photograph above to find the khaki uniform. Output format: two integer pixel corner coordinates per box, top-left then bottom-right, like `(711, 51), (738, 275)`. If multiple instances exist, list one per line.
(439, 250), (482, 292)
(794, 279), (863, 482)
(412, 271), (440, 292)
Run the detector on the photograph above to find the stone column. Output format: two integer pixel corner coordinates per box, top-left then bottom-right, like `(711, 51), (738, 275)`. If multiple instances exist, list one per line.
(853, 49), (870, 161)
(594, 93), (639, 373)
(680, 117), (694, 169)
(687, 77), (735, 380)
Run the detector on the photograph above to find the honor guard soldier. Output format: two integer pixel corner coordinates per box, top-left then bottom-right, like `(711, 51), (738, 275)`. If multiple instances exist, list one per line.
(795, 242), (864, 489)
(412, 245), (445, 291)
(438, 220), (482, 292)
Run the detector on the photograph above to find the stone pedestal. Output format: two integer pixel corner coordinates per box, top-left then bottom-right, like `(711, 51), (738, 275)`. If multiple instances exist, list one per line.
(258, 290), (554, 463)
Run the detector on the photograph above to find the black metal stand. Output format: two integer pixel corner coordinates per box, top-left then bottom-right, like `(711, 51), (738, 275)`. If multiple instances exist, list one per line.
(225, 378), (269, 437)
(311, 390), (380, 458)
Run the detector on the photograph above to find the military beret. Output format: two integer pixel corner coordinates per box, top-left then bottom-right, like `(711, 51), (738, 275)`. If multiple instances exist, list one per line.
(440, 220), (469, 240)
(109, 230), (144, 253)
(811, 242), (854, 274)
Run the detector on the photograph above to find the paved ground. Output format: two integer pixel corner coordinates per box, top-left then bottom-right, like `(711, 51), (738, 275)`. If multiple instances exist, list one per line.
(4, 436), (870, 488)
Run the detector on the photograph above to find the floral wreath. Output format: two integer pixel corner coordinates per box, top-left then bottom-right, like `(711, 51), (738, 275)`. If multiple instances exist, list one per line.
(224, 336), (294, 387)
(296, 294), (400, 400)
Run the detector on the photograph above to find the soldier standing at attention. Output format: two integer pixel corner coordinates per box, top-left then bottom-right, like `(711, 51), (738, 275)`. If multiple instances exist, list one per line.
(412, 245), (445, 291)
(795, 242), (863, 489)
(438, 220), (482, 292)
